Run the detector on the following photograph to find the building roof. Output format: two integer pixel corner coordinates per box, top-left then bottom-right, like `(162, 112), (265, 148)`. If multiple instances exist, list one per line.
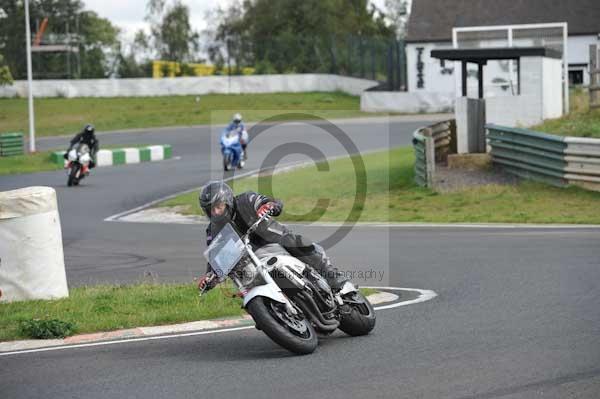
(431, 47), (562, 62)
(406, 0), (600, 42)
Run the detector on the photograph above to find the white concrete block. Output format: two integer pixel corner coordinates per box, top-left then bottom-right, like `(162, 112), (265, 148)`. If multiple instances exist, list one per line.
(96, 150), (113, 167)
(148, 145), (164, 161)
(123, 148), (140, 164)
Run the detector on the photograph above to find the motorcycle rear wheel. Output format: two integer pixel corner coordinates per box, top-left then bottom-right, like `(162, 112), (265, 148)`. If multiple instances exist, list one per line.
(338, 291), (376, 336)
(246, 296), (317, 355)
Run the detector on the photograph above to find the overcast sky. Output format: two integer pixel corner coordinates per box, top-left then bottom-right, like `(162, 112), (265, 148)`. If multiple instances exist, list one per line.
(81, 0), (388, 42)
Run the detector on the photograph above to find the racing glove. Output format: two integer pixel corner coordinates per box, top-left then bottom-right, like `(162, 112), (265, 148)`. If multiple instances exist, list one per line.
(257, 201), (282, 218)
(198, 272), (217, 293)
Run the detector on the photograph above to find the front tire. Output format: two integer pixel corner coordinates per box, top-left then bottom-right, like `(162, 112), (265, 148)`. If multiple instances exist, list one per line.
(246, 296), (318, 355)
(67, 164), (80, 187)
(338, 292), (376, 336)
(223, 156), (230, 171)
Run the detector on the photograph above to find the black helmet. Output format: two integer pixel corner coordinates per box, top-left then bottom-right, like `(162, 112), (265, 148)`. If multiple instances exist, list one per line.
(199, 181), (234, 220)
(83, 124), (95, 136)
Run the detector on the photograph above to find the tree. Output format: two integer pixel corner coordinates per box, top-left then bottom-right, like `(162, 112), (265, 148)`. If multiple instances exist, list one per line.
(0, 53), (13, 86)
(0, 0), (120, 79)
(145, 0), (199, 62)
(116, 30), (153, 78)
(208, 0), (395, 74)
(384, 0), (410, 38)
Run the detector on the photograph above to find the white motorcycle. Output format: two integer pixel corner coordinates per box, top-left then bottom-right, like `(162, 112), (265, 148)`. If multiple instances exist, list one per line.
(202, 213), (376, 355)
(65, 143), (92, 187)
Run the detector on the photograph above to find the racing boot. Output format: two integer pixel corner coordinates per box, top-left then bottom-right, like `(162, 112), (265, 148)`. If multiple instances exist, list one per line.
(313, 256), (349, 293)
(280, 234), (350, 292)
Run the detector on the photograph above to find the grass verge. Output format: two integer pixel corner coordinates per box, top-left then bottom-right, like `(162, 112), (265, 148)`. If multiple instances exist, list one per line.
(0, 144), (150, 176)
(0, 284), (378, 341)
(160, 147), (600, 224)
(533, 88), (600, 138)
(0, 92), (391, 138)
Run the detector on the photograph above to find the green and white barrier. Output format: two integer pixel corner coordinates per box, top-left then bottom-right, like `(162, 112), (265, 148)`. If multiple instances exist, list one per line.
(51, 145), (172, 167)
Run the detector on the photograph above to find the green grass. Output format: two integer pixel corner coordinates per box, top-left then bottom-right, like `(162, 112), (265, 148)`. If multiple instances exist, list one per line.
(0, 283), (378, 341)
(0, 144), (150, 176)
(0, 283), (245, 341)
(0, 92), (391, 138)
(0, 150), (63, 175)
(160, 147), (600, 224)
(533, 88), (600, 138)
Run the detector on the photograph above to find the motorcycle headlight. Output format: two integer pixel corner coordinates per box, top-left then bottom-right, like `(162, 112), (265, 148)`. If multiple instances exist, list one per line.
(234, 260), (265, 289)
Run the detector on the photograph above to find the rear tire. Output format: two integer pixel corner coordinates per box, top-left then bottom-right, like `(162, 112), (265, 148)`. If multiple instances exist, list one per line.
(338, 292), (376, 336)
(246, 296), (317, 355)
(67, 164), (80, 187)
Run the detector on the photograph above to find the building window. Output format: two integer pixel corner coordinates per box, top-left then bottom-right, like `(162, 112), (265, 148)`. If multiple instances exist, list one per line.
(569, 70), (584, 85)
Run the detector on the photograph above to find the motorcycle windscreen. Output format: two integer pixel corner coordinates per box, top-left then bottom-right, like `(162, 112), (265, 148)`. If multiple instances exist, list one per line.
(203, 223), (246, 278)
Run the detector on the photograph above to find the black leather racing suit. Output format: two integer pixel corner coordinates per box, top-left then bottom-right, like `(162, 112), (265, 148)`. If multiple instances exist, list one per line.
(205, 191), (344, 288)
(68, 131), (99, 168)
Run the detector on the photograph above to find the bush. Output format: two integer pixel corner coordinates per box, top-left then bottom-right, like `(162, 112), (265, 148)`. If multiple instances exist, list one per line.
(20, 319), (76, 339)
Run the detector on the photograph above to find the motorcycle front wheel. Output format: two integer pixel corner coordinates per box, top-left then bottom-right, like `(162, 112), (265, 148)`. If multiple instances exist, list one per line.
(338, 291), (376, 336)
(223, 156), (230, 171)
(67, 164), (80, 187)
(246, 296), (317, 355)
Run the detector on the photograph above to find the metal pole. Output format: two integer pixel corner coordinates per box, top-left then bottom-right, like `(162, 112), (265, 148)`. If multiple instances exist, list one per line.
(478, 62), (484, 99)
(563, 23), (569, 114)
(461, 61), (468, 97)
(24, 0), (36, 152)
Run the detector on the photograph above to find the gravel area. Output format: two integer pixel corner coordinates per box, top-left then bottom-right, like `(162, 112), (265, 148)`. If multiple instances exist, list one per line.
(433, 165), (519, 193)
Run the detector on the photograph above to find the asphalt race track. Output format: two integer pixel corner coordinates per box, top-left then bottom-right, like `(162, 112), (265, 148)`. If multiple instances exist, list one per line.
(1, 116), (599, 398)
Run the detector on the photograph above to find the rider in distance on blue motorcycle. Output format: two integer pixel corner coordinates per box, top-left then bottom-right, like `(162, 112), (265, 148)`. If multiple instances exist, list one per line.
(223, 113), (249, 162)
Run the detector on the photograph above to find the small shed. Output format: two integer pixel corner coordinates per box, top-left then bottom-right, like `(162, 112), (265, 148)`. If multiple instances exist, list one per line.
(432, 47), (563, 153)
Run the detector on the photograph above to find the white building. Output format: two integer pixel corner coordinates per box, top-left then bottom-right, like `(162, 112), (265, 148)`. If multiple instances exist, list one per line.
(405, 0), (600, 95)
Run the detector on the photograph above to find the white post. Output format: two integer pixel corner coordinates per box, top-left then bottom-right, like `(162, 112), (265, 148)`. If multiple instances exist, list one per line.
(508, 28), (515, 94)
(452, 29), (460, 98)
(24, 0), (36, 153)
(563, 23), (569, 114)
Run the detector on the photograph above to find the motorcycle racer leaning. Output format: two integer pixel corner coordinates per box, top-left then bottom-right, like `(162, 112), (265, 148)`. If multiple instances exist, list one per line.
(197, 181), (349, 292)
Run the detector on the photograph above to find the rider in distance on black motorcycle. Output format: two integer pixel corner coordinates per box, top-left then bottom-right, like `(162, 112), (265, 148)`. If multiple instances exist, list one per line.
(64, 124), (99, 169)
(197, 181), (349, 293)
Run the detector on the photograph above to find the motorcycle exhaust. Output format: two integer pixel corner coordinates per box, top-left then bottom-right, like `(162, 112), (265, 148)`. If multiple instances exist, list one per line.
(294, 297), (339, 333)
(296, 292), (339, 332)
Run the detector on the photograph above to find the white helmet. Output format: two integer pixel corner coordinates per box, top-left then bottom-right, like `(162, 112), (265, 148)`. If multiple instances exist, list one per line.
(233, 113), (242, 124)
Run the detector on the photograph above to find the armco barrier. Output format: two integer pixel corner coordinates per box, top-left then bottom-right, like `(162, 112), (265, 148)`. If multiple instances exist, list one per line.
(412, 129), (430, 187)
(0, 132), (24, 157)
(412, 120), (456, 187)
(486, 124), (600, 191)
(51, 145), (172, 167)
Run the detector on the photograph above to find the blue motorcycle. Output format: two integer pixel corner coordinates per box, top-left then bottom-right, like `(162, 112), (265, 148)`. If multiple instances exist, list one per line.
(221, 129), (243, 171)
